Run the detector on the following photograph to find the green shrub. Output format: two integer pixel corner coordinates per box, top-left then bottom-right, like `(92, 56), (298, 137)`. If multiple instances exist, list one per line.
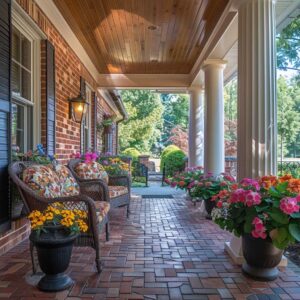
(163, 149), (186, 177)
(122, 147), (141, 162)
(160, 145), (180, 170)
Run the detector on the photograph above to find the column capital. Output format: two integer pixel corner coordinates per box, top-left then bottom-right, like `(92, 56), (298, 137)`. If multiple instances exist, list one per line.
(188, 85), (204, 94)
(202, 59), (227, 70)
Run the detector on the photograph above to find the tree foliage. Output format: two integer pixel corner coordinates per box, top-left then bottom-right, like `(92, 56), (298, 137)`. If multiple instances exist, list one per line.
(277, 15), (300, 72)
(119, 90), (163, 153)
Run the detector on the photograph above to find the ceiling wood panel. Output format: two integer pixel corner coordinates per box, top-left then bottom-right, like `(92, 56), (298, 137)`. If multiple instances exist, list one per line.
(54, 0), (229, 74)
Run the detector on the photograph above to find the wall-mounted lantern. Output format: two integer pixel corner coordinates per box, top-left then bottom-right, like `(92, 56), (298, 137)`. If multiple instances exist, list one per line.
(68, 94), (89, 123)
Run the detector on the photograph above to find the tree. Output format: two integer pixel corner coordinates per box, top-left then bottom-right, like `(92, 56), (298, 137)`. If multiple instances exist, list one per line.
(160, 94), (189, 148)
(277, 76), (300, 159)
(119, 90), (164, 153)
(168, 125), (188, 154)
(277, 15), (300, 73)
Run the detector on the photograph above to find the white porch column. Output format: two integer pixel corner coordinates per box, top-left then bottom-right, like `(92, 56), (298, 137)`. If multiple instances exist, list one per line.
(237, 0), (277, 180)
(226, 0), (286, 266)
(203, 59), (227, 175)
(188, 87), (204, 167)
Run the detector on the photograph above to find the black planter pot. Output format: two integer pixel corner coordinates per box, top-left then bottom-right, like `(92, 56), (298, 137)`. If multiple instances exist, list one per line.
(242, 234), (283, 281)
(30, 226), (78, 292)
(204, 198), (216, 220)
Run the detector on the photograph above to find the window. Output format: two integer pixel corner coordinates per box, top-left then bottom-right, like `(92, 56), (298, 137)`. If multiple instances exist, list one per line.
(81, 85), (92, 152)
(11, 8), (42, 153)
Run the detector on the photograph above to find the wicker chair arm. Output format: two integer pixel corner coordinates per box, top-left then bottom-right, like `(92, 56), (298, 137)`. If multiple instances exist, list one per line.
(108, 175), (131, 189)
(78, 179), (110, 202)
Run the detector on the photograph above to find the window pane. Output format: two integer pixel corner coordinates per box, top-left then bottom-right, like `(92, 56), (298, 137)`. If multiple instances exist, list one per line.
(21, 34), (31, 70)
(21, 68), (31, 101)
(27, 106), (33, 150)
(12, 62), (21, 97)
(12, 28), (20, 63)
(11, 103), (25, 153)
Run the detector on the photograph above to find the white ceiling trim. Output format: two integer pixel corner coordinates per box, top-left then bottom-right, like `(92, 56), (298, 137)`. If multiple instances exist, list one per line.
(35, 0), (99, 82)
(98, 74), (191, 88)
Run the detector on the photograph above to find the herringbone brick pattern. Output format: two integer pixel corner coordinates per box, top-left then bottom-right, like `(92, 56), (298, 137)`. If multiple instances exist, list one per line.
(1, 196), (300, 299)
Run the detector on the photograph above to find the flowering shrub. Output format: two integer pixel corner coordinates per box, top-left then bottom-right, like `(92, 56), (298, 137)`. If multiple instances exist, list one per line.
(212, 175), (300, 249)
(164, 167), (204, 191)
(28, 202), (88, 235)
(189, 173), (236, 201)
(98, 157), (129, 176)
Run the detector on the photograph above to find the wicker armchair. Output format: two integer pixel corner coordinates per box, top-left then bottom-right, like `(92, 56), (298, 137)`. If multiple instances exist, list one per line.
(8, 161), (109, 274)
(68, 159), (131, 217)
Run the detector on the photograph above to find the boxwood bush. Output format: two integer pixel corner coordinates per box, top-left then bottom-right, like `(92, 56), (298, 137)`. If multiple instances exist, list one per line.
(160, 145), (180, 171)
(162, 148), (186, 176)
(122, 147), (141, 162)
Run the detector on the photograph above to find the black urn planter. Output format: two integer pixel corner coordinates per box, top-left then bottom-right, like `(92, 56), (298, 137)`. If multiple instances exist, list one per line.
(242, 234), (283, 281)
(30, 226), (78, 292)
(204, 198), (216, 220)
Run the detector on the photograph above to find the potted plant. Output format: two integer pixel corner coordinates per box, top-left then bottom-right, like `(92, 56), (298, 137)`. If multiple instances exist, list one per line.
(211, 175), (300, 281)
(29, 202), (88, 291)
(189, 173), (235, 218)
(102, 113), (115, 134)
(98, 156), (129, 176)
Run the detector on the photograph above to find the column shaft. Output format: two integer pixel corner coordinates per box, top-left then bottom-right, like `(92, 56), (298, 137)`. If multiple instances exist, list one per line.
(188, 88), (204, 167)
(237, 0), (277, 179)
(203, 59), (226, 175)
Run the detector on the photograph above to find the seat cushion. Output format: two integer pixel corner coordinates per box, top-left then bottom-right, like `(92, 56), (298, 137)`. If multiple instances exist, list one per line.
(108, 186), (129, 198)
(74, 161), (109, 184)
(23, 165), (61, 198)
(95, 201), (110, 223)
(54, 164), (80, 197)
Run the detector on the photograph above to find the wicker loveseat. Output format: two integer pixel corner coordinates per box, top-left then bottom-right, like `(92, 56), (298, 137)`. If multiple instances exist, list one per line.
(68, 159), (131, 217)
(9, 161), (110, 273)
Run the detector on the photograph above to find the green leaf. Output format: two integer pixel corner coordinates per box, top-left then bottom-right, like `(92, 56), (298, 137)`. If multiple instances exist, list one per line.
(291, 212), (300, 219)
(269, 208), (289, 224)
(289, 223), (300, 241)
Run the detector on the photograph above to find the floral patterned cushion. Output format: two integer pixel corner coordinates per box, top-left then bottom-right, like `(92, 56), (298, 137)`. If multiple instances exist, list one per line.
(94, 201), (110, 223)
(23, 165), (61, 198)
(53, 164), (79, 197)
(74, 161), (109, 184)
(108, 186), (128, 198)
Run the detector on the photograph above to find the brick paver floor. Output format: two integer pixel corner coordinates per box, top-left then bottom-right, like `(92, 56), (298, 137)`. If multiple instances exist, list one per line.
(1, 196), (300, 299)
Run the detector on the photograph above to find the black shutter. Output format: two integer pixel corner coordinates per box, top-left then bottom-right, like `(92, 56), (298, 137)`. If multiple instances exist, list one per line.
(0, 0), (11, 232)
(46, 41), (56, 156)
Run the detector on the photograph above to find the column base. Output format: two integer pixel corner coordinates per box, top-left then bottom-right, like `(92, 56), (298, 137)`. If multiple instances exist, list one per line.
(225, 238), (288, 267)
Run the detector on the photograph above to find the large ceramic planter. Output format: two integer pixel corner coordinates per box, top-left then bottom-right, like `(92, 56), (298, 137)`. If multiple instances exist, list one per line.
(242, 234), (283, 281)
(204, 198), (216, 220)
(29, 226), (78, 292)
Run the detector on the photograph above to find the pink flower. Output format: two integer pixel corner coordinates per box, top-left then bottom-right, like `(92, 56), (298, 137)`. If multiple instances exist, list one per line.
(230, 189), (246, 203)
(240, 178), (260, 191)
(220, 182), (227, 187)
(280, 197), (300, 215)
(205, 182), (212, 187)
(216, 201), (223, 208)
(171, 182), (177, 188)
(244, 190), (261, 207)
(71, 152), (81, 159)
(251, 217), (267, 239)
(187, 181), (195, 189)
(197, 182), (204, 187)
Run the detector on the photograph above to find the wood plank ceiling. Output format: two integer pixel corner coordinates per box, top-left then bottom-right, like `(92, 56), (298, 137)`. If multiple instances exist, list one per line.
(54, 0), (229, 74)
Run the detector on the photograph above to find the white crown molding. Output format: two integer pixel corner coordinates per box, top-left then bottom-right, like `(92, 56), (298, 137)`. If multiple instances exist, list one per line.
(98, 74), (191, 88)
(35, 0), (99, 82)
(97, 89), (121, 117)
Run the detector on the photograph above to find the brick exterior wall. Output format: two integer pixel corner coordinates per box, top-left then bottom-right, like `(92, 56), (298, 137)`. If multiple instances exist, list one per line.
(16, 0), (117, 162)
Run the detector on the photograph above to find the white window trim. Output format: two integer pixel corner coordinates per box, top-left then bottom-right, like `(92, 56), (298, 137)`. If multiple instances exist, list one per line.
(83, 84), (93, 150)
(12, 1), (46, 148)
